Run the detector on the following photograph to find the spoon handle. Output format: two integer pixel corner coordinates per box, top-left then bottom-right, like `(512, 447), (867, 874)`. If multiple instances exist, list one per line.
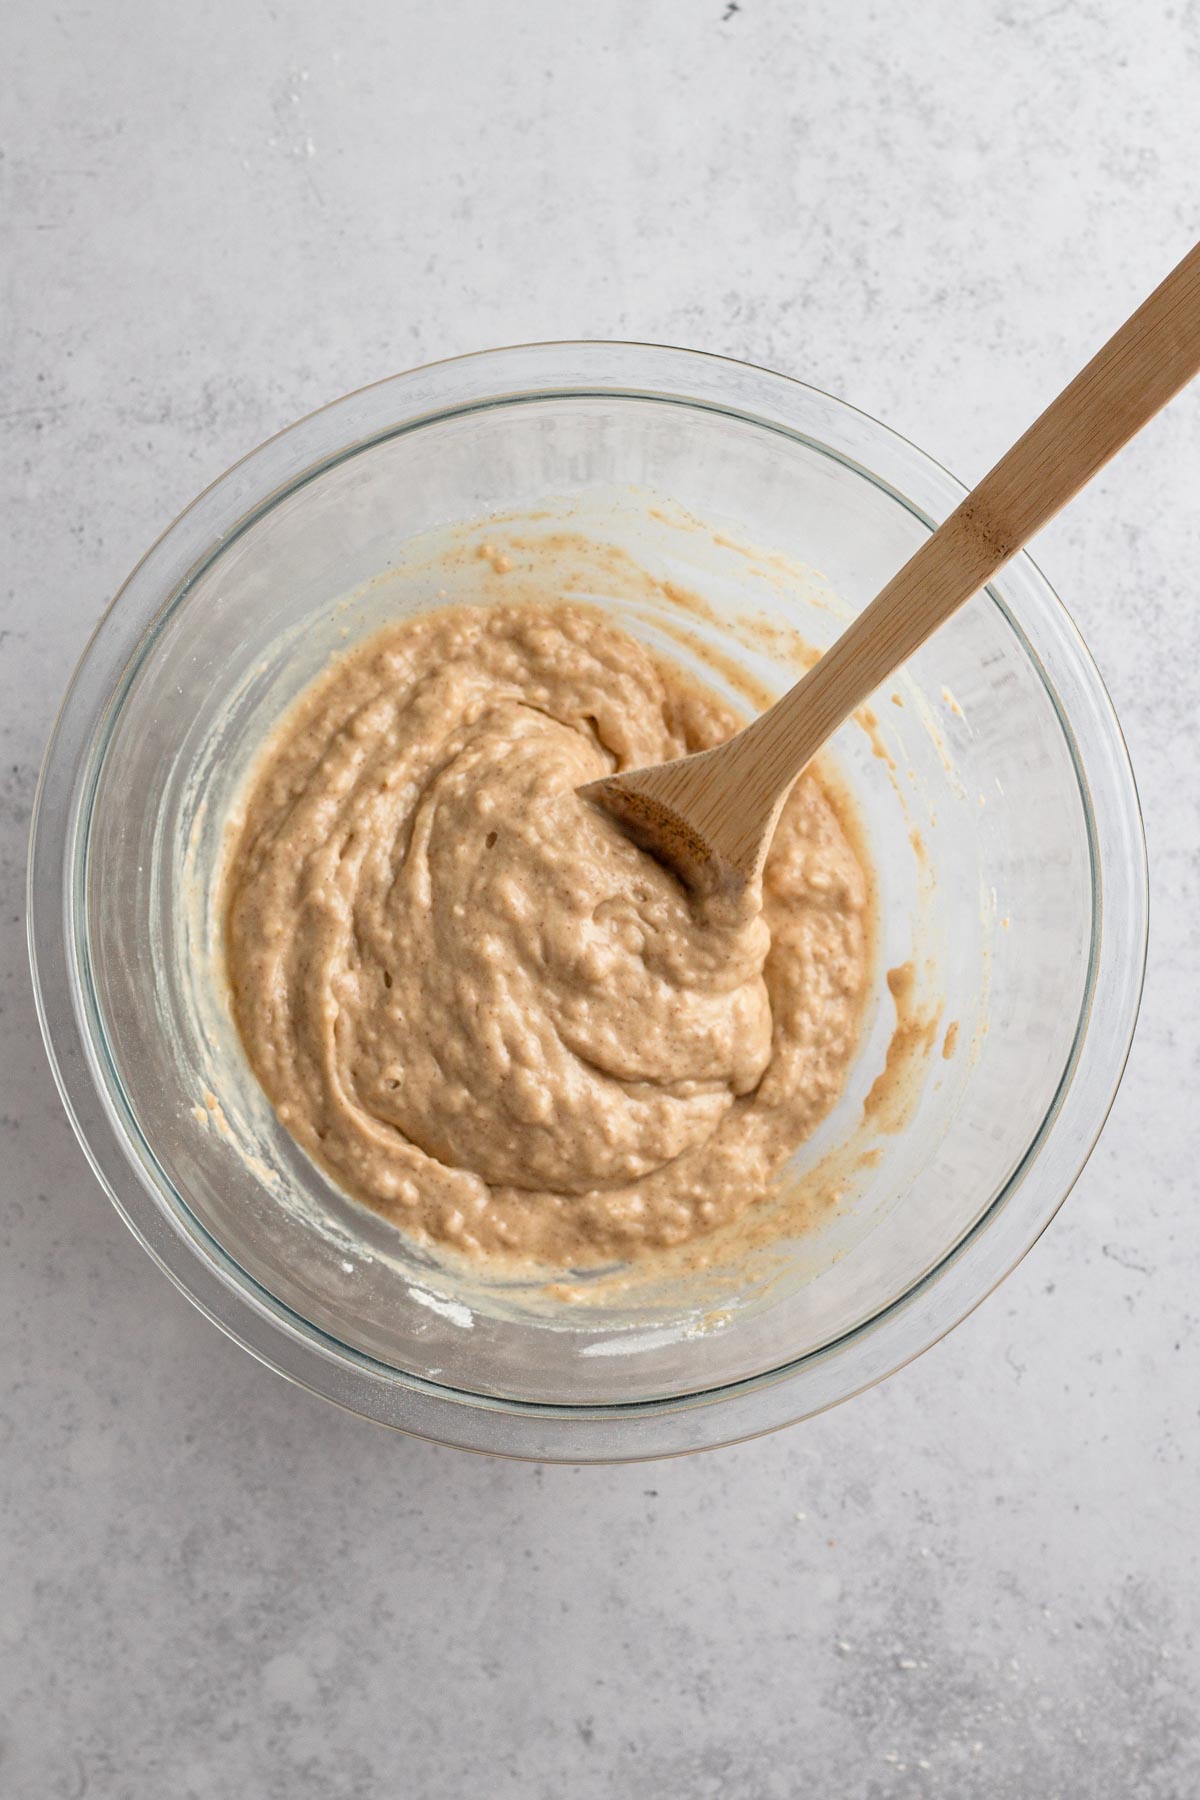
(742, 237), (1200, 797)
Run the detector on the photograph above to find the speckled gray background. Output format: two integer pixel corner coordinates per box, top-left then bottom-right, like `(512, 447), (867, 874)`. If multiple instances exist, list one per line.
(3, 2), (1198, 1795)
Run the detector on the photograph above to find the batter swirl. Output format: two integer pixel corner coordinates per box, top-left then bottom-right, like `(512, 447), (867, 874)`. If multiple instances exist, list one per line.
(225, 601), (868, 1264)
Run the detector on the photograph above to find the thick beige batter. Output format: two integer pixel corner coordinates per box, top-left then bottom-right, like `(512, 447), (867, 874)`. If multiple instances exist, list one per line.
(224, 600), (869, 1266)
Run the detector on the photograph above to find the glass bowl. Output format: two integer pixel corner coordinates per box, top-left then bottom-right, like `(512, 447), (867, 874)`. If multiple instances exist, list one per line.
(28, 343), (1146, 1461)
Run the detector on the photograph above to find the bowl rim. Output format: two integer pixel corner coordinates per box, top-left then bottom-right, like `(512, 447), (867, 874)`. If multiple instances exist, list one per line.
(27, 340), (1148, 1461)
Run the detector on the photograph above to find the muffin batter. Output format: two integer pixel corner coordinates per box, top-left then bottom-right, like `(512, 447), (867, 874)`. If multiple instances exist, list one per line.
(224, 601), (869, 1265)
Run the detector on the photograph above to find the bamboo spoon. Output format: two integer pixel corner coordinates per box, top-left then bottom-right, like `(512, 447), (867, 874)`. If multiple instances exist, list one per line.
(583, 239), (1200, 900)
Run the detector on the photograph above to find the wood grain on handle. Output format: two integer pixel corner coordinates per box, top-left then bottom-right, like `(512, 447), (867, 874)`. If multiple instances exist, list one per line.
(742, 237), (1200, 807)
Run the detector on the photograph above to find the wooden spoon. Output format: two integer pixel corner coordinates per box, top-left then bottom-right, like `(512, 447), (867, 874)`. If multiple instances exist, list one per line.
(583, 239), (1200, 901)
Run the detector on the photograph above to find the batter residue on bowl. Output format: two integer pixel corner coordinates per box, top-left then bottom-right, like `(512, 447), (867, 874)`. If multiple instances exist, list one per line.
(224, 599), (869, 1265)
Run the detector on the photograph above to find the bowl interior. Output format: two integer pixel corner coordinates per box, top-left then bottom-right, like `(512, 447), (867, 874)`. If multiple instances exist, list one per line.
(78, 389), (1093, 1406)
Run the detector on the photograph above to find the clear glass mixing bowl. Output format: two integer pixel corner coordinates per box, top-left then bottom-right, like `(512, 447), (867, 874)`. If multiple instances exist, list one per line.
(28, 343), (1146, 1461)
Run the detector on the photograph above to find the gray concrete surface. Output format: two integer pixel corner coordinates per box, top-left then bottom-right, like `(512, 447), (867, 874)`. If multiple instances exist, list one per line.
(3, 2), (1198, 1794)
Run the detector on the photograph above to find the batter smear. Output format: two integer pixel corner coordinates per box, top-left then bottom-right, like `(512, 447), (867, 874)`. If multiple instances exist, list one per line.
(224, 601), (869, 1265)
